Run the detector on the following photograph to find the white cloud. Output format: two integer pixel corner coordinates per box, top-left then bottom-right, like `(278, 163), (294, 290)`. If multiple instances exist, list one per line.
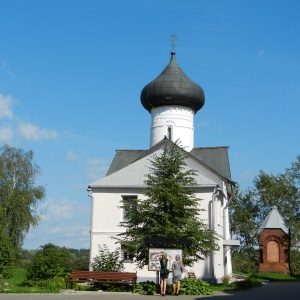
(23, 197), (91, 249)
(0, 93), (14, 119)
(47, 225), (89, 238)
(18, 121), (58, 141)
(66, 150), (78, 162)
(0, 61), (14, 78)
(0, 125), (13, 142)
(40, 197), (77, 221)
(0, 92), (58, 143)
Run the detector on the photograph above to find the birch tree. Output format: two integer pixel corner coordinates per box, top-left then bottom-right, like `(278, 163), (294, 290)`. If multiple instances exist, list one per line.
(0, 144), (45, 257)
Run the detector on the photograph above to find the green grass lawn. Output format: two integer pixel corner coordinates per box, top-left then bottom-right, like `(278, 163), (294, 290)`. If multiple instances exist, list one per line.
(0, 268), (63, 293)
(249, 272), (300, 282)
(210, 272), (300, 293)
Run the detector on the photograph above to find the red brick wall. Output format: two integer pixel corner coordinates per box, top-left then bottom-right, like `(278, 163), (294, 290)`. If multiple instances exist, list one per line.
(259, 229), (290, 274)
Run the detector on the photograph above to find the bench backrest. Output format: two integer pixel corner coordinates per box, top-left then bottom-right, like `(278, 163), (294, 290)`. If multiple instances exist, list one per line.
(69, 271), (136, 280)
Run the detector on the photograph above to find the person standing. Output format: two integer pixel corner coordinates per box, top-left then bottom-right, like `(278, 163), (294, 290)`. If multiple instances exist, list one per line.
(172, 254), (185, 295)
(160, 252), (169, 296)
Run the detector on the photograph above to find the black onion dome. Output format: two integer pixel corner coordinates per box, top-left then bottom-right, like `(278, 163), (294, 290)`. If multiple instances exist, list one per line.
(140, 51), (205, 113)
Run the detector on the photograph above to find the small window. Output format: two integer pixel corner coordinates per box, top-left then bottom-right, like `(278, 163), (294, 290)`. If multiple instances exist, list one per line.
(121, 195), (137, 222)
(167, 126), (172, 140)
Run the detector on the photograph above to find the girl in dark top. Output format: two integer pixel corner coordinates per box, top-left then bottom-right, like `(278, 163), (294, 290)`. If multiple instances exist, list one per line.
(160, 252), (169, 296)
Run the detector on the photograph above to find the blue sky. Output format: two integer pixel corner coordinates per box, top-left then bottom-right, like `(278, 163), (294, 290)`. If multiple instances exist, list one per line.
(1, 0), (299, 250)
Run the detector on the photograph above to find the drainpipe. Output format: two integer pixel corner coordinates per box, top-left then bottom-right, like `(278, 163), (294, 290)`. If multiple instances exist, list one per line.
(87, 187), (93, 271)
(211, 186), (221, 282)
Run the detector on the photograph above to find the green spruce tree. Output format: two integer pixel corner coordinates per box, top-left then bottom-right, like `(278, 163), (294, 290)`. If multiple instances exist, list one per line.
(116, 145), (219, 268)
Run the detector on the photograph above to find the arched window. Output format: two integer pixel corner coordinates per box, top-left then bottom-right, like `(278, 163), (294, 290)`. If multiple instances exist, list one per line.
(267, 241), (279, 262)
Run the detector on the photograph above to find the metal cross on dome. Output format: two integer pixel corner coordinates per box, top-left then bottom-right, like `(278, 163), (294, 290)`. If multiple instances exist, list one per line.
(170, 33), (177, 51)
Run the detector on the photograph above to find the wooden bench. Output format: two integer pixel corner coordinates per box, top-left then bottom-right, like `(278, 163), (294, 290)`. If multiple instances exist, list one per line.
(65, 271), (137, 291)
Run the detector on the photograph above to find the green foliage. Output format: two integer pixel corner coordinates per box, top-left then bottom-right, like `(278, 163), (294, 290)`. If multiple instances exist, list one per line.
(0, 229), (13, 277)
(231, 250), (259, 273)
(229, 189), (260, 254)
(222, 276), (230, 286)
(20, 248), (90, 271)
(91, 244), (124, 272)
(133, 281), (157, 295)
(290, 249), (300, 276)
(26, 243), (71, 280)
(20, 249), (37, 266)
(233, 277), (263, 289)
(0, 144), (45, 260)
(180, 278), (213, 295)
(69, 255), (89, 271)
(22, 277), (65, 292)
(116, 145), (219, 268)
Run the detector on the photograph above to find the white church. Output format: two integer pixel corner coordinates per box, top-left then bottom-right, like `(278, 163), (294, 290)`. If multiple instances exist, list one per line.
(88, 49), (239, 283)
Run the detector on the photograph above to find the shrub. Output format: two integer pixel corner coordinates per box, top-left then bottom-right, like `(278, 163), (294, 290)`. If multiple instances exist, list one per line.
(222, 276), (230, 286)
(234, 277), (263, 289)
(290, 249), (300, 276)
(91, 244), (124, 272)
(22, 277), (65, 292)
(180, 278), (213, 295)
(133, 281), (157, 295)
(26, 243), (71, 280)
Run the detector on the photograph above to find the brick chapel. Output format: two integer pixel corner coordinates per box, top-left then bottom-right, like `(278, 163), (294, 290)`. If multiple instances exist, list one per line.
(258, 206), (290, 274)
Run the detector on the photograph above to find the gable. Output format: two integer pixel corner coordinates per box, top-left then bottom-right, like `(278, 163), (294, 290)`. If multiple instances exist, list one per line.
(106, 145), (231, 181)
(90, 141), (227, 188)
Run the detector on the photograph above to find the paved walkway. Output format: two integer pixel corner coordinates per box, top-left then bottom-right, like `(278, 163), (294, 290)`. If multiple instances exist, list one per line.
(1, 281), (300, 300)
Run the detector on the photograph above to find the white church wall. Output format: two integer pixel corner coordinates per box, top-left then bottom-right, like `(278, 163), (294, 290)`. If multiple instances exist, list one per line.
(90, 183), (229, 282)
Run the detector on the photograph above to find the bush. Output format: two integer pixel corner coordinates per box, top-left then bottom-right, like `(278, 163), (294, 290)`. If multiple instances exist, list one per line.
(21, 276), (65, 292)
(26, 243), (71, 280)
(290, 249), (300, 276)
(91, 244), (124, 272)
(133, 281), (157, 295)
(234, 277), (263, 289)
(180, 278), (213, 295)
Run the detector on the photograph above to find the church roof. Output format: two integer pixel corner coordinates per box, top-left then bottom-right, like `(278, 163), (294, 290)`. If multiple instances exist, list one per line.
(258, 206), (289, 235)
(190, 147), (231, 180)
(106, 143), (231, 180)
(91, 139), (233, 189)
(140, 51), (205, 113)
(106, 150), (147, 176)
